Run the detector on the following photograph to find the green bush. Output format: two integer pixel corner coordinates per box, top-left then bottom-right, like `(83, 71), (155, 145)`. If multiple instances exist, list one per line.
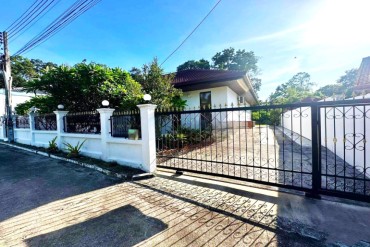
(64, 140), (86, 158)
(47, 136), (58, 153)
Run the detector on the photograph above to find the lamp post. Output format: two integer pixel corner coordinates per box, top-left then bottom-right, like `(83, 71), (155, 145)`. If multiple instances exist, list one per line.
(102, 100), (109, 108)
(143, 94), (152, 102)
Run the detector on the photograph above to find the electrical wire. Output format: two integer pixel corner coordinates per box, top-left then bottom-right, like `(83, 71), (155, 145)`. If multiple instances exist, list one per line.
(9, 0), (62, 42)
(16, 0), (99, 55)
(160, 0), (223, 66)
(7, 0), (48, 34)
(23, 0), (101, 54)
(15, 0), (100, 55)
(15, 0), (94, 54)
(5, 0), (40, 32)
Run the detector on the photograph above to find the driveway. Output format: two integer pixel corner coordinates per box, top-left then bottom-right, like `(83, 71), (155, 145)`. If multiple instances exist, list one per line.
(1, 145), (370, 246)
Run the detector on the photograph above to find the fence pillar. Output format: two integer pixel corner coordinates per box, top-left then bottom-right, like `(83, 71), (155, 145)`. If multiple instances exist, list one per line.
(97, 108), (115, 161)
(29, 112), (36, 145)
(137, 104), (157, 173)
(53, 110), (69, 150)
(306, 104), (321, 199)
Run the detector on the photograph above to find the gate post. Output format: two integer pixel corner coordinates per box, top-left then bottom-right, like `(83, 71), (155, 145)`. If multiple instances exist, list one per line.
(306, 103), (321, 199)
(137, 104), (157, 173)
(97, 108), (115, 161)
(53, 110), (69, 150)
(29, 112), (36, 145)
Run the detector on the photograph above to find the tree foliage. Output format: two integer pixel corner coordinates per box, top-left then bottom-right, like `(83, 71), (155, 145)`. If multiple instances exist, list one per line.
(131, 58), (185, 108)
(315, 68), (358, 98)
(16, 62), (143, 114)
(176, 47), (261, 94)
(0, 55), (57, 88)
(269, 72), (317, 104)
(212, 47), (259, 73)
(177, 59), (210, 71)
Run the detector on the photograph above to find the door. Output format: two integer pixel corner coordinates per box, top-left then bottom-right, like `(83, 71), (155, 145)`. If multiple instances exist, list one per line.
(200, 92), (212, 130)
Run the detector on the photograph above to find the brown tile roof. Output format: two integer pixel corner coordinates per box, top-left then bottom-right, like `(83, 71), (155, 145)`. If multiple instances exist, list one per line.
(354, 56), (370, 92)
(355, 56), (370, 86)
(172, 69), (246, 86)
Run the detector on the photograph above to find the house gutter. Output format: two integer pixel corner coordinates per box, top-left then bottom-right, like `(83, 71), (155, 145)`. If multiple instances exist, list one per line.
(242, 75), (259, 105)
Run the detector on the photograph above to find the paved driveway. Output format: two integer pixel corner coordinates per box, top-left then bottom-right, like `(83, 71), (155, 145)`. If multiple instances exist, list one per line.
(1, 145), (370, 246)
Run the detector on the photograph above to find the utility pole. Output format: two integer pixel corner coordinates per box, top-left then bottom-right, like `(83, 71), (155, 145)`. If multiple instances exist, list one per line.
(1, 31), (14, 142)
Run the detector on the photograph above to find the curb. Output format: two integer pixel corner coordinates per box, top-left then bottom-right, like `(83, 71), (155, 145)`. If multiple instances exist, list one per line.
(0, 142), (152, 181)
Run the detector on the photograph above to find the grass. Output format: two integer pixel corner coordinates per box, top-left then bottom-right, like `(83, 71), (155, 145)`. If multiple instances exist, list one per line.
(0, 140), (145, 177)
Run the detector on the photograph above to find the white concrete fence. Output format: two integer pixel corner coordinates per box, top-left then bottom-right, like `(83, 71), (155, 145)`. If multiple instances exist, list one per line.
(0, 104), (157, 173)
(281, 95), (370, 168)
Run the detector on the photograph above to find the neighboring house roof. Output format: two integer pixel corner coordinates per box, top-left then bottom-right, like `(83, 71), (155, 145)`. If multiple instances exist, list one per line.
(172, 69), (258, 105)
(353, 56), (370, 93)
(173, 69), (246, 86)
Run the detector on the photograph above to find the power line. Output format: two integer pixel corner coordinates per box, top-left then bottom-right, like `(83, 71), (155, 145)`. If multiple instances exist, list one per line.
(7, 0), (48, 34)
(5, 0), (40, 32)
(16, 0), (99, 55)
(160, 0), (223, 66)
(9, 0), (62, 42)
(15, 0), (101, 56)
(22, 0), (101, 54)
(15, 0), (95, 55)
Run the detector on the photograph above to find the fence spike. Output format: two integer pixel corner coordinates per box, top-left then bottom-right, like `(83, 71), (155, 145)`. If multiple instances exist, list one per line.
(352, 91), (356, 99)
(219, 104), (222, 109)
(231, 102), (234, 107)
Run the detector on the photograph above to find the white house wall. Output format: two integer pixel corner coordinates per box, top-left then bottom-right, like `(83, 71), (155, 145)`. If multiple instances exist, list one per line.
(178, 86), (252, 131)
(281, 94), (370, 169)
(0, 90), (37, 115)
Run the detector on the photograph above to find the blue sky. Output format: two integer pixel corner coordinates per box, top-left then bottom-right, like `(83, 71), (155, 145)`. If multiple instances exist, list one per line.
(1, 0), (369, 100)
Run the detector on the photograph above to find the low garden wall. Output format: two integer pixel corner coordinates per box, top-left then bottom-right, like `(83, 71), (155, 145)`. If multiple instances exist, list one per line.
(1, 105), (157, 173)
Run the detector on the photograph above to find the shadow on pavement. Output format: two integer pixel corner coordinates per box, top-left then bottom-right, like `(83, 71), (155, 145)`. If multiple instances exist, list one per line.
(25, 205), (167, 247)
(0, 145), (119, 222)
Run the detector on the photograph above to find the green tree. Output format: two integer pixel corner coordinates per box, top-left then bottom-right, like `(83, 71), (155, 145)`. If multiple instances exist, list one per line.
(130, 58), (185, 108)
(175, 47), (262, 95)
(315, 68), (358, 98)
(269, 72), (317, 104)
(337, 68), (358, 88)
(17, 62), (143, 113)
(177, 59), (211, 71)
(212, 47), (260, 94)
(212, 47), (259, 73)
(0, 55), (57, 88)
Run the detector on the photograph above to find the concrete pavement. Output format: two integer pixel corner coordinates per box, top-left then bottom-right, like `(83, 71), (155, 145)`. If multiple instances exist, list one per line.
(0, 145), (369, 246)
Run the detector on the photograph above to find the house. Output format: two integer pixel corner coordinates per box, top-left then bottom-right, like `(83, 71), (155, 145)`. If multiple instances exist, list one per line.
(172, 69), (258, 128)
(173, 69), (258, 108)
(0, 88), (44, 116)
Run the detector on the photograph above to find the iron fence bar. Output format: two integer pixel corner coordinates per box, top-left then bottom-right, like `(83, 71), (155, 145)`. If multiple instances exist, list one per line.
(363, 104), (367, 196)
(156, 101), (369, 202)
(154, 99), (370, 115)
(155, 155), (315, 175)
(307, 104), (321, 198)
(157, 165), (313, 193)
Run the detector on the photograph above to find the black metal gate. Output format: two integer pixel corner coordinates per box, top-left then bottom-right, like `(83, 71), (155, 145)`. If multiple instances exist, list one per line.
(155, 99), (370, 202)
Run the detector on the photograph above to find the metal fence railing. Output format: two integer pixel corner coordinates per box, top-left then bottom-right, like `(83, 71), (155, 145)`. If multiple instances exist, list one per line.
(34, 113), (57, 131)
(110, 110), (141, 138)
(15, 115), (30, 129)
(155, 99), (370, 202)
(63, 111), (101, 134)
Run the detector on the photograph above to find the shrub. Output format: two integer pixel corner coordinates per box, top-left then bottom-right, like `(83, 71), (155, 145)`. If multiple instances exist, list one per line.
(47, 136), (58, 153)
(64, 140), (86, 158)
